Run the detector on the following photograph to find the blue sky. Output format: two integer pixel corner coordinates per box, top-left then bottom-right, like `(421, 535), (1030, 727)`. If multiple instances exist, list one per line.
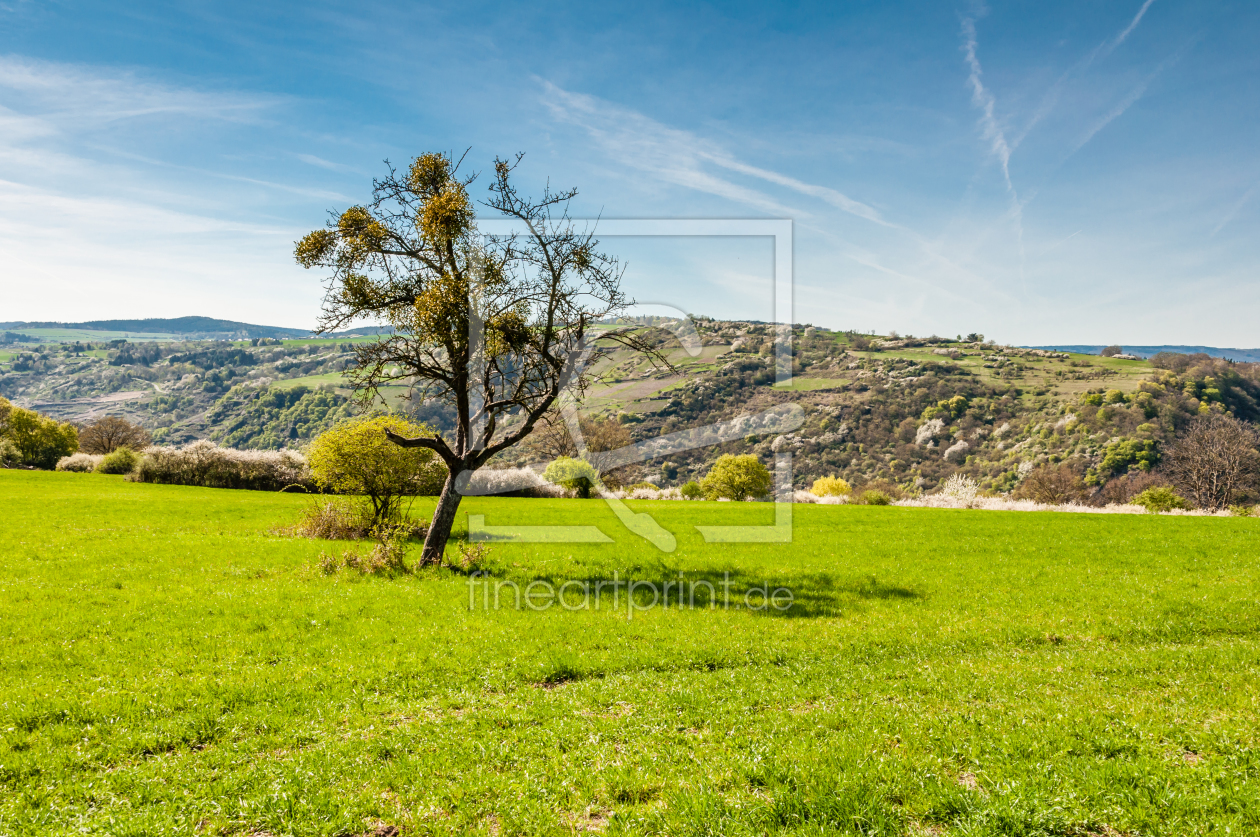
(1, 0), (1257, 345)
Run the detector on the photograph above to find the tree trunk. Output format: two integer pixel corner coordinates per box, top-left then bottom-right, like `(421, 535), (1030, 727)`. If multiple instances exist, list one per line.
(420, 470), (463, 566)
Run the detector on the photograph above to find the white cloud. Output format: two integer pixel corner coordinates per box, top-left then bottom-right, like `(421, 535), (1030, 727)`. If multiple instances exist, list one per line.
(0, 56), (323, 323)
(539, 81), (885, 224)
(1113, 0), (1157, 52)
(960, 18), (1014, 194)
(1212, 182), (1258, 236)
(0, 54), (276, 126)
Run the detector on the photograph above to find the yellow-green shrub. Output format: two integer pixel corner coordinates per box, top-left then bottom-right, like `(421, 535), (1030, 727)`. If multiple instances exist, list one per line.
(810, 475), (852, 497)
(701, 454), (772, 501)
(307, 415), (445, 525)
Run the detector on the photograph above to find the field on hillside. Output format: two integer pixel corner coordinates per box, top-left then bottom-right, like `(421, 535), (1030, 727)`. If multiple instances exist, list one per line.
(7, 327), (182, 342)
(2, 471), (1259, 836)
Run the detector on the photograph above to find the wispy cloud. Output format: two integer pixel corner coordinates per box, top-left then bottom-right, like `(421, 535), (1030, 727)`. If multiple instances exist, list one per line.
(959, 16), (1026, 273)
(1212, 182), (1258, 236)
(0, 55), (319, 322)
(1072, 75), (1153, 153)
(1113, 0), (1157, 51)
(540, 81), (886, 224)
(0, 54), (276, 125)
(960, 18), (1014, 194)
(295, 153), (361, 174)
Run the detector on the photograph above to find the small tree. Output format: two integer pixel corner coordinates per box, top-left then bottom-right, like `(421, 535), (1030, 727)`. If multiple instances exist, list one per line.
(3, 406), (78, 469)
(542, 456), (600, 499)
(701, 454), (772, 501)
(295, 152), (662, 565)
(79, 416), (151, 454)
(1101, 345), (1122, 358)
(1164, 414), (1260, 510)
(307, 416), (445, 525)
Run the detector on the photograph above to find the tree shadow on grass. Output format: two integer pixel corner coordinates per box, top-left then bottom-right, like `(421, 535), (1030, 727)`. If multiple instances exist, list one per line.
(469, 568), (919, 619)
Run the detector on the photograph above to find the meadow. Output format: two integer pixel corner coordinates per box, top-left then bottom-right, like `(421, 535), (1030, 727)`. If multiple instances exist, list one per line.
(1, 470), (1258, 836)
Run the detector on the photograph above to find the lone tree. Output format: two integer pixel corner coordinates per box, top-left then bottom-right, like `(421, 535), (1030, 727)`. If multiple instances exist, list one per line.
(79, 416), (151, 454)
(296, 152), (660, 565)
(1164, 414), (1260, 510)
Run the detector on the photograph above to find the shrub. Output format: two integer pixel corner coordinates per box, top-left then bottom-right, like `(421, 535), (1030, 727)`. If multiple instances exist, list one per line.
(860, 490), (891, 506)
(810, 475), (852, 497)
(1229, 504), (1256, 518)
(96, 447), (140, 475)
(134, 440), (311, 491)
(939, 473), (979, 506)
(3, 406), (78, 469)
(56, 452), (104, 473)
(455, 541), (493, 573)
(542, 456), (601, 499)
(1131, 486), (1191, 513)
(701, 454), (772, 501)
(1099, 438), (1160, 475)
(291, 498), (376, 540)
(79, 416), (151, 454)
(1014, 464), (1086, 505)
(679, 481), (704, 500)
(366, 521), (412, 575)
(307, 415), (445, 524)
(0, 438), (21, 468)
(463, 466), (565, 498)
(625, 481), (659, 492)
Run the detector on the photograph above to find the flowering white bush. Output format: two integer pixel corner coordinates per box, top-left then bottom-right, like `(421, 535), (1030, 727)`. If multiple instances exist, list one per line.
(939, 473), (979, 506)
(56, 453), (105, 473)
(132, 440), (310, 491)
(915, 419), (945, 446)
(463, 466), (565, 498)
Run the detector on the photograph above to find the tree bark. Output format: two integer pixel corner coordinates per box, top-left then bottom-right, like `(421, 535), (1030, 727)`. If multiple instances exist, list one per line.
(420, 469), (464, 566)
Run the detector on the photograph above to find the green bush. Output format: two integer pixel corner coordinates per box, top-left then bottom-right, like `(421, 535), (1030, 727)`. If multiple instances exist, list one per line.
(679, 481), (704, 500)
(1131, 486), (1190, 513)
(1099, 438), (1160, 475)
(625, 481), (659, 492)
(542, 456), (600, 499)
(1, 438), (24, 468)
(307, 415), (444, 525)
(96, 447), (140, 475)
(860, 490), (891, 506)
(700, 454), (772, 501)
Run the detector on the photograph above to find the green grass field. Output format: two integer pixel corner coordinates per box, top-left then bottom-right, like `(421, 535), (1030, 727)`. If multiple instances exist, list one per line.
(2, 471), (1258, 836)
(272, 372), (349, 391)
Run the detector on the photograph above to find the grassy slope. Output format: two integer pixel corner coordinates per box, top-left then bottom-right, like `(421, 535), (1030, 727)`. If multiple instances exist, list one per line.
(1, 471), (1258, 835)
(9, 328), (181, 342)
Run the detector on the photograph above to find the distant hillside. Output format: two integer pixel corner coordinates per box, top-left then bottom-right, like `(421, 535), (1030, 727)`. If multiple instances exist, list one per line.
(6, 322), (1260, 504)
(0, 317), (311, 340)
(1030, 345), (1260, 363)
